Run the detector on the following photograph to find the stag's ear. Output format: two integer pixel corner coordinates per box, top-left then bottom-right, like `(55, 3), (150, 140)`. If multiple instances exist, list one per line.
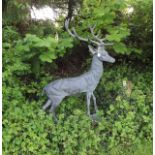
(88, 45), (97, 55)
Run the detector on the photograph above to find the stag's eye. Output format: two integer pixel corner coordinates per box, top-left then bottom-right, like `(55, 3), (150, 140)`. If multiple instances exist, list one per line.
(97, 53), (101, 57)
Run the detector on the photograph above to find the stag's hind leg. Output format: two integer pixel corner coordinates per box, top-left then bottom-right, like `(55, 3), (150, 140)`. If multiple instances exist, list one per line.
(42, 99), (52, 110)
(49, 96), (64, 122)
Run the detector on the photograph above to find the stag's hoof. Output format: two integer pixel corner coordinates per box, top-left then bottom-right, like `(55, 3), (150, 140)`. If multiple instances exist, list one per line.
(90, 113), (101, 122)
(42, 106), (46, 110)
(53, 117), (58, 124)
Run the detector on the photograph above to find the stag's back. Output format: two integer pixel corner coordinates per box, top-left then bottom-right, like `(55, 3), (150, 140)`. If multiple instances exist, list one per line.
(44, 71), (97, 96)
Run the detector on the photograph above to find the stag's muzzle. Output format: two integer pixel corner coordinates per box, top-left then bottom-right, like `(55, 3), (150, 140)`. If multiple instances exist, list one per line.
(109, 57), (115, 63)
(103, 54), (115, 63)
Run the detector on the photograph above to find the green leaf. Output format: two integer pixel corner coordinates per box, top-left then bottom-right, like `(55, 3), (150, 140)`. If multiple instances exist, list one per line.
(106, 34), (122, 42)
(3, 43), (11, 49)
(94, 8), (106, 17)
(113, 42), (127, 54)
(39, 52), (56, 62)
(34, 37), (57, 49)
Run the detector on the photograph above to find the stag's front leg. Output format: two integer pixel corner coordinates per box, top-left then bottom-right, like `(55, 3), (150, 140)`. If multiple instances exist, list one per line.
(42, 99), (52, 110)
(92, 92), (98, 112)
(86, 92), (91, 116)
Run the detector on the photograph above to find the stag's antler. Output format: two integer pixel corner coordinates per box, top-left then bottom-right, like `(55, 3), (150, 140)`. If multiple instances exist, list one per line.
(89, 25), (113, 46)
(65, 19), (113, 46)
(89, 25), (105, 43)
(65, 19), (99, 45)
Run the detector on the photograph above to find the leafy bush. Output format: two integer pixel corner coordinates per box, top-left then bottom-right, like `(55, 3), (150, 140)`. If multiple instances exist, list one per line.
(66, 0), (152, 60)
(96, 64), (152, 145)
(3, 26), (73, 81)
(3, 61), (152, 154)
(2, 0), (152, 154)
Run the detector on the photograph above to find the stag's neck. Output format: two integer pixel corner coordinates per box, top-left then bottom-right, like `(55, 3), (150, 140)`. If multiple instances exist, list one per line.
(90, 54), (103, 80)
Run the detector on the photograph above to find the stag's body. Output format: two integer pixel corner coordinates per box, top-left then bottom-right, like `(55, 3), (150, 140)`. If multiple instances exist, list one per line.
(44, 55), (103, 95)
(43, 55), (103, 120)
(42, 19), (115, 122)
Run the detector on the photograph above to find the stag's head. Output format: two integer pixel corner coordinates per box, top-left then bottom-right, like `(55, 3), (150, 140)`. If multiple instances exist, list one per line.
(65, 19), (115, 63)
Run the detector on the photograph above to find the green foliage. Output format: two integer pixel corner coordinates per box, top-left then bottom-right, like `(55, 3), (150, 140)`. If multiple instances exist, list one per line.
(14, 33), (73, 63)
(125, 0), (153, 61)
(28, 20), (57, 37)
(3, 0), (152, 154)
(71, 0), (130, 55)
(95, 65), (152, 153)
(3, 0), (30, 24)
(3, 27), (73, 78)
(3, 26), (20, 42)
(64, 0), (152, 59)
(3, 60), (152, 154)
